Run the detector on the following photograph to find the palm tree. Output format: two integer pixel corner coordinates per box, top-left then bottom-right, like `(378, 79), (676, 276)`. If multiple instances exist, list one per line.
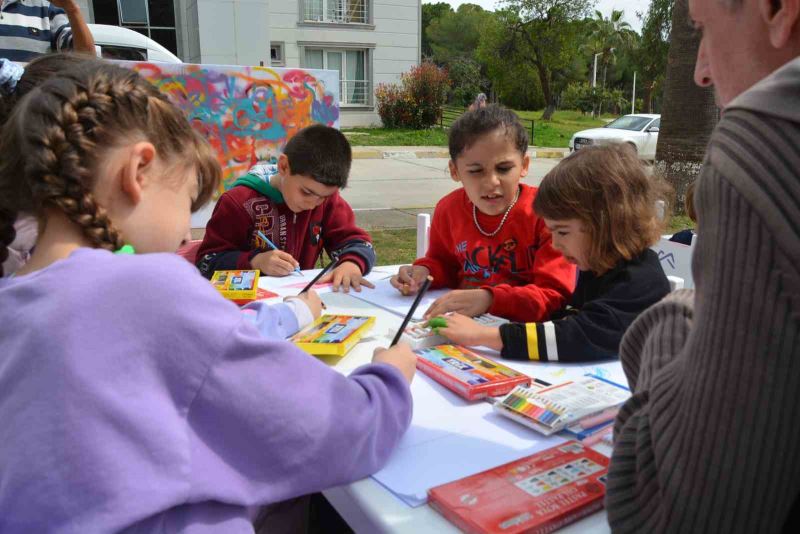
(655, 0), (719, 215)
(588, 10), (635, 89)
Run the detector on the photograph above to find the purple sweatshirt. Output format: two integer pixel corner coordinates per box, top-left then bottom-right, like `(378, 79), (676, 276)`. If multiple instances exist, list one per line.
(0, 248), (412, 533)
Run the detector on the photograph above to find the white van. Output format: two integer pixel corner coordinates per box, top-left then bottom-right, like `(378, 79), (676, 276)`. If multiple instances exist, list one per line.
(88, 24), (181, 64)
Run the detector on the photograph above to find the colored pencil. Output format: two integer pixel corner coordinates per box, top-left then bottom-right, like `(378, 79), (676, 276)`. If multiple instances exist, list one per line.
(256, 230), (301, 276)
(299, 259), (339, 294)
(391, 275), (434, 347)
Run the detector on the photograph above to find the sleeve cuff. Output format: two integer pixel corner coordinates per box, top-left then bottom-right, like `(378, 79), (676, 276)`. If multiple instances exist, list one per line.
(283, 298), (315, 330)
(339, 253), (367, 274)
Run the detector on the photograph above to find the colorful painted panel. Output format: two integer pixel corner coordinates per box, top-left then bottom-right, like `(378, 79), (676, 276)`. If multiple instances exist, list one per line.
(123, 62), (340, 195)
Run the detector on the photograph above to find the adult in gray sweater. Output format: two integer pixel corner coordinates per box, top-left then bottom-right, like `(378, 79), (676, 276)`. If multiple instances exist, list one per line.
(607, 0), (800, 532)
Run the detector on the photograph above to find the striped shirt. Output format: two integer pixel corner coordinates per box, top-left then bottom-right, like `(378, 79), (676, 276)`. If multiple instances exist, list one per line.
(606, 57), (800, 533)
(0, 0), (73, 62)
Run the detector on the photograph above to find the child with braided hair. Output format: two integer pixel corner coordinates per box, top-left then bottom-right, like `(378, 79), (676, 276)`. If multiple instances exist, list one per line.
(0, 53), (93, 276)
(0, 58), (416, 532)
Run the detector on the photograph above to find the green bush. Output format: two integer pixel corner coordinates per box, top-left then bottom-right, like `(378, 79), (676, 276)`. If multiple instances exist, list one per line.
(376, 62), (450, 129)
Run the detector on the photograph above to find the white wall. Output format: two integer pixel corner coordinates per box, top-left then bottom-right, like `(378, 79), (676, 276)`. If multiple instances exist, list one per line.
(269, 0), (420, 126)
(193, 0), (272, 67)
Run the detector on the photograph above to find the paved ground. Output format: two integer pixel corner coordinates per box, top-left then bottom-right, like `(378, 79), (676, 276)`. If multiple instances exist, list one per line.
(343, 156), (561, 230)
(190, 149), (564, 232)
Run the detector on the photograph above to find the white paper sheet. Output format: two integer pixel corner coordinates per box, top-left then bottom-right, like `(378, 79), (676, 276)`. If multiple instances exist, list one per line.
(259, 268), (395, 298)
(348, 278), (448, 321)
(370, 360), (628, 507)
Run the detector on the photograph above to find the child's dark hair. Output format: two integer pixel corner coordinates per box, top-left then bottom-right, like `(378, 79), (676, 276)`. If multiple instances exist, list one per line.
(448, 104), (528, 160)
(534, 144), (669, 273)
(0, 57), (221, 275)
(283, 124), (352, 187)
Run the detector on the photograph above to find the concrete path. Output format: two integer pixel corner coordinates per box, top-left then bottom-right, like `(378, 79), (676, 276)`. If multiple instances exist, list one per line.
(343, 155), (561, 230)
(191, 147), (565, 231)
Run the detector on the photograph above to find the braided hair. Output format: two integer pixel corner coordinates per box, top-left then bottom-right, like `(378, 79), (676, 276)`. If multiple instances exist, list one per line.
(0, 58), (220, 275)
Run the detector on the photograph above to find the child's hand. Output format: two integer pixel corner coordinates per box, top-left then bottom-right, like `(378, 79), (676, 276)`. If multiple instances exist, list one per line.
(319, 261), (375, 293)
(251, 250), (300, 277)
(390, 265), (431, 295)
(372, 345), (416, 383)
(286, 290), (323, 319)
(424, 289), (493, 319)
(434, 313), (503, 350)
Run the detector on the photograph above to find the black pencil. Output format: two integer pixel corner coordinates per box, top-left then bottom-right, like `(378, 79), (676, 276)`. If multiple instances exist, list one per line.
(390, 275), (434, 347)
(299, 259), (339, 294)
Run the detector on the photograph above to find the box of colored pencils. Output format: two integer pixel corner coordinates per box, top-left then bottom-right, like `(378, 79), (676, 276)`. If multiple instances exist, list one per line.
(493, 376), (630, 436)
(415, 344), (531, 401)
(211, 270), (260, 300)
(290, 315), (375, 357)
(428, 441), (609, 534)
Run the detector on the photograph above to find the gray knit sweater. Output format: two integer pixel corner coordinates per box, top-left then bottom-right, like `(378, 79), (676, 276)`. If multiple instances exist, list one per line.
(606, 57), (800, 533)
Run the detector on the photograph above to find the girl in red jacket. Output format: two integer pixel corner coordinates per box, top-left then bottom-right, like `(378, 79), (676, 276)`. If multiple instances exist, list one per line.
(391, 105), (575, 322)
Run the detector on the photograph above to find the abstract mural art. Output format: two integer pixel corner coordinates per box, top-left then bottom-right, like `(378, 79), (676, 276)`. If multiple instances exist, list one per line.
(123, 62), (340, 195)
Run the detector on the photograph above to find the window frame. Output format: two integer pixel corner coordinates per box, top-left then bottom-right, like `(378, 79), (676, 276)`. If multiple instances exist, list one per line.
(298, 0), (374, 29)
(270, 42), (285, 67)
(302, 46), (372, 107)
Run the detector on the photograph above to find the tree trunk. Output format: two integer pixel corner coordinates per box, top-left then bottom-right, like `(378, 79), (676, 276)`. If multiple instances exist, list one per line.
(534, 60), (556, 120)
(655, 0), (719, 215)
(643, 83), (654, 113)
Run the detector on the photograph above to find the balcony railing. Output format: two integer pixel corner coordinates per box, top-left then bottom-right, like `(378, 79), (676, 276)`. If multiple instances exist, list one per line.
(304, 1), (368, 24)
(341, 80), (370, 105)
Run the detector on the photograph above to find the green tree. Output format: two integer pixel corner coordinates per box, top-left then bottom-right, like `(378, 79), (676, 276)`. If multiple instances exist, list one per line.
(497, 0), (594, 120)
(655, 0), (718, 214)
(477, 10), (544, 110)
(421, 2), (452, 59)
(586, 9), (636, 89)
(427, 4), (493, 64)
(447, 57), (483, 107)
(633, 0), (672, 112)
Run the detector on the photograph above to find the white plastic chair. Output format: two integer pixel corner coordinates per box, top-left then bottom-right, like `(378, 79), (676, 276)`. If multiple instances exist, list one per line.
(651, 234), (696, 289)
(416, 213), (431, 259)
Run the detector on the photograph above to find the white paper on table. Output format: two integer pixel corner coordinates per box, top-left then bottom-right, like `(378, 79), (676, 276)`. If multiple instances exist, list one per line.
(370, 359), (628, 507)
(259, 268), (395, 298)
(371, 373), (567, 507)
(348, 278), (448, 320)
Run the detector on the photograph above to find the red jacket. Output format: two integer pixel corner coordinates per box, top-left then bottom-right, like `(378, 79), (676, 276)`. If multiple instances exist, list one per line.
(196, 180), (374, 279)
(413, 185), (575, 322)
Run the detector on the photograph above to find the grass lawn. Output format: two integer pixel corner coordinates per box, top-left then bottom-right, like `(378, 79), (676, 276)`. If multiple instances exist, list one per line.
(343, 109), (617, 149)
(517, 109), (616, 148)
(343, 127), (449, 147)
(371, 216), (695, 267)
(371, 228), (418, 265)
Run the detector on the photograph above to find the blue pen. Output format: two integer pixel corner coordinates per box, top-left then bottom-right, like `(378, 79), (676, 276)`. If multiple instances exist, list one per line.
(256, 230), (302, 275)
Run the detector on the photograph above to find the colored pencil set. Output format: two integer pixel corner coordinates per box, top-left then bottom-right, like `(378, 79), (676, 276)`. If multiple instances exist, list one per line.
(497, 387), (567, 430)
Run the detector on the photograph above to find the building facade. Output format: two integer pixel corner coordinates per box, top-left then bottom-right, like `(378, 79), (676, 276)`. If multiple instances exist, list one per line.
(75, 0), (421, 126)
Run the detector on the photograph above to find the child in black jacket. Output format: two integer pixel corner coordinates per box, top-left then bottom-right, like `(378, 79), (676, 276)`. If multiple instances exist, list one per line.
(436, 144), (671, 362)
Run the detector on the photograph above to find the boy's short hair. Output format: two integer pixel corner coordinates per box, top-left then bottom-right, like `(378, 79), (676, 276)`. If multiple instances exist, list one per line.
(534, 144), (669, 273)
(283, 124), (352, 188)
(448, 104), (528, 160)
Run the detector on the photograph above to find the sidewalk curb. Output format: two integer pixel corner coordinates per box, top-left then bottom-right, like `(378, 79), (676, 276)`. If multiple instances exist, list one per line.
(351, 147), (567, 160)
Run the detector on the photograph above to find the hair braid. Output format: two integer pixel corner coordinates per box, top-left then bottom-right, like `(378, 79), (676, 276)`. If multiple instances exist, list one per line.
(0, 58), (221, 266)
(23, 71), (153, 251)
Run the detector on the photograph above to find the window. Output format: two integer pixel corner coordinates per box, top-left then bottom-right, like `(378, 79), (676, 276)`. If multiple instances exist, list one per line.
(99, 44), (147, 61)
(92, 0), (178, 55)
(304, 48), (369, 105)
(604, 116), (653, 132)
(303, 0), (368, 24)
(270, 43), (285, 66)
